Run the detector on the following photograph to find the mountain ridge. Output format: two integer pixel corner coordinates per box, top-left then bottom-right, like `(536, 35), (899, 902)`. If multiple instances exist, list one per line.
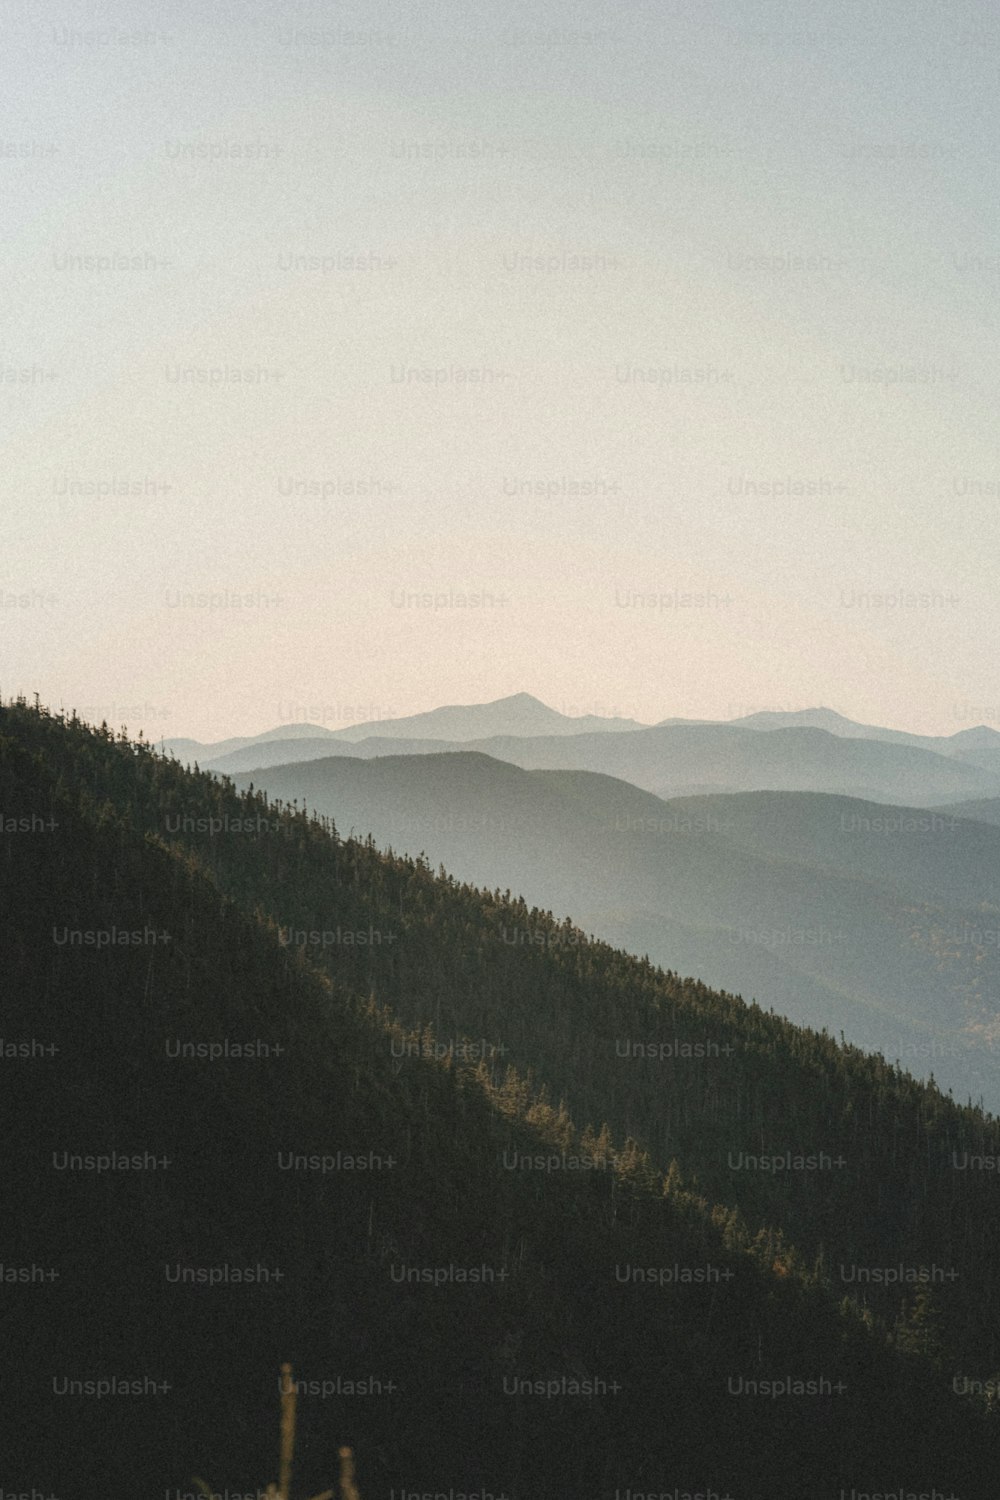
(204, 720), (1000, 804)
(158, 695), (1000, 782)
(9, 697), (1000, 1491)
(228, 748), (1000, 1105)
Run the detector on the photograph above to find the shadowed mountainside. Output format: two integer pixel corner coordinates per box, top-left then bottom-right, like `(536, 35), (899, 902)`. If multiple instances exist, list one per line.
(230, 751), (1000, 1107)
(6, 700), (1000, 1495)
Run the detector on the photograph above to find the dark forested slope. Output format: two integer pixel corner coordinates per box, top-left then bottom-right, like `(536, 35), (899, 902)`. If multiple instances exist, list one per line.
(3, 699), (1000, 1497)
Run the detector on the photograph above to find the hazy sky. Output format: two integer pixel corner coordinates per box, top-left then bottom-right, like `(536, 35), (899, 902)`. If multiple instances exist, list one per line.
(4, 0), (999, 740)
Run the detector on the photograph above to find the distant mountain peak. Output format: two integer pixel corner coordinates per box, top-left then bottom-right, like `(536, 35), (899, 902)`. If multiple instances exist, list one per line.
(325, 693), (647, 744)
(736, 707), (854, 727)
(949, 724), (1000, 747)
(653, 707), (854, 731)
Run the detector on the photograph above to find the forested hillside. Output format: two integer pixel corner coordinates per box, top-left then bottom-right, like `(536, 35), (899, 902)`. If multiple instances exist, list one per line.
(230, 751), (1000, 1105)
(4, 698), (1000, 1496)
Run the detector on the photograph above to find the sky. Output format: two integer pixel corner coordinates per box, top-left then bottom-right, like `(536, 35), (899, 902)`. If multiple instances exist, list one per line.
(3, 0), (999, 740)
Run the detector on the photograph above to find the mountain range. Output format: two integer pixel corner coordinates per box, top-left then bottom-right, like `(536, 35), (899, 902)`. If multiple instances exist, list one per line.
(229, 750), (1000, 1107)
(162, 695), (1000, 804)
(6, 696), (1000, 1494)
(159, 692), (645, 763)
(204, 721), (1000, 804)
